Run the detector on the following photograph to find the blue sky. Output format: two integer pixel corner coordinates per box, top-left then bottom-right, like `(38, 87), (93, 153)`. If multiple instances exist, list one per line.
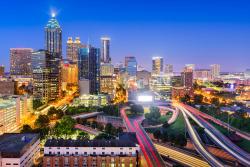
(0, 0), (250, 72)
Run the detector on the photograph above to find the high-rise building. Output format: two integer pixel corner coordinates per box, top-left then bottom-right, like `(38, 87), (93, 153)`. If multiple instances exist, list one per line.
(210, 64), (221, 79)
(101, 37), (111, 63)
(100, 63), (114, 95)
(78, 46), (100, 94)
(184, 64), (195, 72)
(181, 71), (193, 88)
(61, 60), (78, 91)
(0, 65), (4, 77)
(152, 57), (163, 75)
(194, 69), (211, 81)
(10, 48), (33, 76)
(45, 15), (62, 101)
(32, 50), (49, 103)
(125, 56), (137, 77)
(165, 64), (173, 74)
(67, 37), (83, 63)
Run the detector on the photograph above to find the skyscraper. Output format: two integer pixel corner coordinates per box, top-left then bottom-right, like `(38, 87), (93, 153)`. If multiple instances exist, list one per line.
(184, 64), (195, 72)
(45, 15), (62, 54)
(152, 57), (163, 75)
(210, 64), (220, 79)
(100, 63), (114, 95)
(45, 15), (62, 100)
(10, 48), (33, 76)
(78, 45), (100, 94)
(101, 37), (111, 63)
(67, 37), (83, 63)
(31, 50), (49, 103)
(125, 56), (137, 77)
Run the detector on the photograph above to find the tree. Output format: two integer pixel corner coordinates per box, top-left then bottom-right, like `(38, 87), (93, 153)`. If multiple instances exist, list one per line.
(94, 133), (115, 140)
(21, 124), (33, 133)
(105, 123), (116, 135)
(162, 122), (170, 129)
(180, 94), (191, 103)
(193, 94), (203, 104)
(53, 116), (76, 138)
(130, 104), (144, 115)
(153, 130), (161, 140)
(77, 131), (90, 140)
(211, 97), (220, 106)
(35, 115), (49, 128)
(33, 99), (44, 110)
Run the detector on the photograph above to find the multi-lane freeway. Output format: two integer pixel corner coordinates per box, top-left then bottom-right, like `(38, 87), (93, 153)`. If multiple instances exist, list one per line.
(183, 104), (250, 140)
(178, 105), (224, 167)
(120, 108), (166, 167)
(178, 104), (250, 166)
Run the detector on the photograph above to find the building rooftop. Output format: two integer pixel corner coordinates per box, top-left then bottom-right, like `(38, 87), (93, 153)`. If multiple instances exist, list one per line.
(0, 133), (39, 158)
(45, 17), (61, 29)
(45, 138), (137, 148)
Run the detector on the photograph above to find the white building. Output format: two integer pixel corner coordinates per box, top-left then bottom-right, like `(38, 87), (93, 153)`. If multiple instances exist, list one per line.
(0, 133), (40, 167)
(210, 64), (221, 80)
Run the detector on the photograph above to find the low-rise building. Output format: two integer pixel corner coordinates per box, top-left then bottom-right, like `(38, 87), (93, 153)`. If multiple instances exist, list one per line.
(43, 133), (140, 167)
(96, 115), (125, 128)
(73, 94), (109, 107)
(0, 133), (40, 167)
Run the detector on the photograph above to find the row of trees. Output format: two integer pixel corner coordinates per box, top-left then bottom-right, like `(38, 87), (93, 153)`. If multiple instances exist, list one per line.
(153, 128), (187, 147)
(65, 106), (97, 115)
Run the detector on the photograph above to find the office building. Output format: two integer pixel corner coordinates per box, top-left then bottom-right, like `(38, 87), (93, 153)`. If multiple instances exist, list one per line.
(171, 76), (183, 87)
(0, 79), (15, 95)
(0, 65), (4, 77)
(10, 48), (33, 76)
(43, 133), (140, 167)
(45, 15), (62, 100)
(152, 57), (163, 75)
(210, 64), (221, 79)
(67, 37), (83, 63)
(101, 37), (111, 63)
(150, 74), (171, 98)
(184, 64), (195, 72)
(194, 69), (212, 81)
(125, 56), (137, 77)
(79, 79), (90, 95)
(100, 63), (114, 95)
(181, 71), (193, 88)
(61, 60), (78, 87)
(32, 50), (49, 103)
(0, 133), (40, 167)
(165, 64), (173, 75)
(136, 70), (151, 89)
(78, 46), (100, 94)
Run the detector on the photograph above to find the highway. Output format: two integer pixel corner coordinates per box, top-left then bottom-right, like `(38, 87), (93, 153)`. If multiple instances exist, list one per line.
(154, 143), (210, 167)
(120, 108), (166, 167)
(183, 104), (250, 141)
(178, 106), (224, 167)
(179, 104), (250, 166)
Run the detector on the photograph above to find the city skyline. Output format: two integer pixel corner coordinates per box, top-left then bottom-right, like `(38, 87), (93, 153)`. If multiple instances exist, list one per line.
(0, 0), (250, 72)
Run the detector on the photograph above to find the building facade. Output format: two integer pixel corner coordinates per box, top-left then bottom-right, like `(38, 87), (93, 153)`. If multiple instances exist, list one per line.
(10, 48), (33, 76)
(100, 63), (114, 95)
(125, 56), (137, 77)
(165, 64), (173, 75)
(194, 69), (212, 81)
(0, 79), (15, 95)
(0, 65), (4, 77)
(43, 134), (140, 167)
(152, 57), (163, 75)
(45, 15), (62, 101)
(67, 37), (83, 63)
(101, 37), (111, 63)
(210, 64), (220, 80)
(78, 46), (100, 94)
(32, 50), (49, 103)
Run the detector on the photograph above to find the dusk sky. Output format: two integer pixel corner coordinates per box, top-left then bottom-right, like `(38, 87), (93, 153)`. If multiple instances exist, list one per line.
(0, 0), (250, 72)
